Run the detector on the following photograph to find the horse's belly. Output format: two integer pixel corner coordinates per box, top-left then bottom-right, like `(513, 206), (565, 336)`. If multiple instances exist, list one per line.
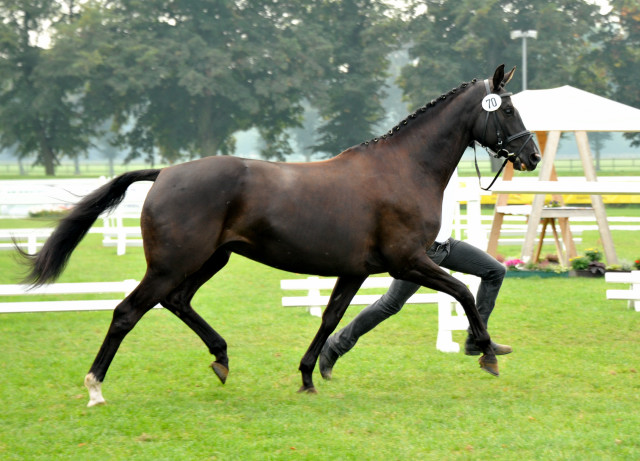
(229, 235), (380, 277)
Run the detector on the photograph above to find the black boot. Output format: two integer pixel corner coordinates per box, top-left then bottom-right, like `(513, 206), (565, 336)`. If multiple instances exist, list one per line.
(464, 336), (513, 356)
(319, 341), (339, 380)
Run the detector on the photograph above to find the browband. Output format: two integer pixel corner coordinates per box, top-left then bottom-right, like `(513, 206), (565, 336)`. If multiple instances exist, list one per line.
(484, 78), (513, 97)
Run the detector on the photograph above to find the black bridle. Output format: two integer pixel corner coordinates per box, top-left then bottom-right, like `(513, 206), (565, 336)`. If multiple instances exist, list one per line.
(474, 79), (535, 191)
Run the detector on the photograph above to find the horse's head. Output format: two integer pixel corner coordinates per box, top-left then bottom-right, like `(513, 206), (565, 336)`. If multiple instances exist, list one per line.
(472, 65), (541, 172)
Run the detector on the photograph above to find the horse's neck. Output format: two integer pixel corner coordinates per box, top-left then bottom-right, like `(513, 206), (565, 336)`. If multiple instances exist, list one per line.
(409, 88), (480, 184)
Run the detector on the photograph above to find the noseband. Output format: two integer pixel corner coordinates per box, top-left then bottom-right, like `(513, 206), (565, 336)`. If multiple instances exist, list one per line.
(474, 79), (535, 191)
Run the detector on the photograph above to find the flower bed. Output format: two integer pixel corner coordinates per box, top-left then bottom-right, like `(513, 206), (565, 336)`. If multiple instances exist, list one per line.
(501, 248), (637, 280)
(503, 257), (568, 278)
(505, 270), (569, 278)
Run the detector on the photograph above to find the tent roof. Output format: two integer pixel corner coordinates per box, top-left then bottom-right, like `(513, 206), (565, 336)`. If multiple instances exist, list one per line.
(511, 85), (640, 132)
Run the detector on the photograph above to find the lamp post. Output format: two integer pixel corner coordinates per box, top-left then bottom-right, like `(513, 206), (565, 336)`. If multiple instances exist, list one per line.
(510, 30), (537, 91)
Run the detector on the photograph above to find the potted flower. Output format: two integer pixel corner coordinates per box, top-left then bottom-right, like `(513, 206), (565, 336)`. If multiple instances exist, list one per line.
(586, 261), (606, 276)
(584, 248), (602, 263)
(570, 249), (606, 277)
(605, 263), (633, 273)
(570, 256), (590, 272)
(504, 258), (525, 271)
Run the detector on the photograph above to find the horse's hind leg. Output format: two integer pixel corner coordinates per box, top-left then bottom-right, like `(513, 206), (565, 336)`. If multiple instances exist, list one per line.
(298, 275), (367, 393)
(394, 254), (498, 376)
(84, 273), (182, 407)
(161, 250), (231, 385)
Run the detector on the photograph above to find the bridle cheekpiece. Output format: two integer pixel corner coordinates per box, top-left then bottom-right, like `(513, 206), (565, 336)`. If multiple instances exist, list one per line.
(474, 79), (535, 191)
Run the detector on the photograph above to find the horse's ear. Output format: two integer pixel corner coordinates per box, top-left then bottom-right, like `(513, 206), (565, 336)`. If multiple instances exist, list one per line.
(502, 66), (516, 87)
(492, 64), (505, 91)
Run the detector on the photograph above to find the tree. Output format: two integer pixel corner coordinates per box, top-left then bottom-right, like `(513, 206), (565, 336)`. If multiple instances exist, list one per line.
(589, 132), (612, 170)
(54, 0), (333, 164)
(307, 0), (399, 157)
(398, 0), (607, 107)
(290, 103), (324, 162)
(0, 1), (91, 175)
(599, 0), (640, 146)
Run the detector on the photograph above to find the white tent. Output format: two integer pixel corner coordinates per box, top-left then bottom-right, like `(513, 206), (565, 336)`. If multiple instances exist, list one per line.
(512, 85), (640, 132)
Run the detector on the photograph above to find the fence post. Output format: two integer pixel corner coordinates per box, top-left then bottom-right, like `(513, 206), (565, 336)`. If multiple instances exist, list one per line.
(307, 276), (322, 317)
(27, 232), (37, 254)
(116, 215), (126, 256)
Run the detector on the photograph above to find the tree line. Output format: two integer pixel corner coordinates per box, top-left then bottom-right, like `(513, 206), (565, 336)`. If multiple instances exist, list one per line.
(0, 0), (638, 175)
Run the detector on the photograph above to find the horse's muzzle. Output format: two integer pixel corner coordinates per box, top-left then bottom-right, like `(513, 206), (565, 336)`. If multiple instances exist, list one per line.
(514, 134), (541, 171)
(515, 151), (540, 171)
(528, 152), (541, 169)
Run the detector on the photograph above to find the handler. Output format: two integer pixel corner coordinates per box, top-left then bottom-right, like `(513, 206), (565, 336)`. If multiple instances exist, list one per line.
(319, 169), (511, 379)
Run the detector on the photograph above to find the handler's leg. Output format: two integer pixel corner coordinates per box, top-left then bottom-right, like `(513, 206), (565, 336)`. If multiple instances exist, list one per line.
(438, 239), (510, 355)
(320, 241), (452, 379)
(319, 279), (420, 379)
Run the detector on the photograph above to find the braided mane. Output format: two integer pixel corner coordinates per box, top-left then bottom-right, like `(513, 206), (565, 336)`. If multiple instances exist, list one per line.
(362, 78), (479, 146)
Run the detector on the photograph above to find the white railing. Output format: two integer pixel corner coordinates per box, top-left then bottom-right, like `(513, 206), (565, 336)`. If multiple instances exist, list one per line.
(0, 280), (154, 313)
(605, 270), (640, 312)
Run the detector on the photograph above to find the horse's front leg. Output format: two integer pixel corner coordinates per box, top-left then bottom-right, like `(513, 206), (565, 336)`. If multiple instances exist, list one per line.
(395, 254), (499, 376)
(298, 275), (367, 393)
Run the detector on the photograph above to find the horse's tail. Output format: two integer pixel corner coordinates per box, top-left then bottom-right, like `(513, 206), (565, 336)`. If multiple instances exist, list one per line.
(19, 169), (161, 286)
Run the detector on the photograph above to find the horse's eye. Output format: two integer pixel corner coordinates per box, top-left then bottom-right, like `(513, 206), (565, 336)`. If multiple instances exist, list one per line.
(504, 107), (514, 115)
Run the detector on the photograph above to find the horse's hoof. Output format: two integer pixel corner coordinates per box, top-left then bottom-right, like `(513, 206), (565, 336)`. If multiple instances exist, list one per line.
(297, 385), (318, 394)
(479, 355), (499, 377)
(84, 372), (107, 407)
(210, 362), (229, 384)
(87, 397), (106, 407)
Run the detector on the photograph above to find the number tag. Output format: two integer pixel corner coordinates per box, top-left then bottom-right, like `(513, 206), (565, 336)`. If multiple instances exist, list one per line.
(482, 94), (502, 112)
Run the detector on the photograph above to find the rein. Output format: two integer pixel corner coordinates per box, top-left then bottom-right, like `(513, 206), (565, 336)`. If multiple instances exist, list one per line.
(474, 79), (534, 191)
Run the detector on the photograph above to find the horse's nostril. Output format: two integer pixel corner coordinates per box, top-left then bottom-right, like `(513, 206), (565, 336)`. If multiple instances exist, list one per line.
(531, 153), (541, 164)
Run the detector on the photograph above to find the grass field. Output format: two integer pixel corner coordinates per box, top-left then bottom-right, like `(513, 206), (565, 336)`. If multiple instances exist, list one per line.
(1, 221), (640, 460)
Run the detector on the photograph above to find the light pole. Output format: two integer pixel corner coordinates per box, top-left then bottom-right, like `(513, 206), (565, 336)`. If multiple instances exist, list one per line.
(510, 30), (537, 91)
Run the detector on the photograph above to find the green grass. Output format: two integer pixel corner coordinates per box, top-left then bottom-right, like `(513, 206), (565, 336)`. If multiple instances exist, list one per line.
(1, 222), (640, 459)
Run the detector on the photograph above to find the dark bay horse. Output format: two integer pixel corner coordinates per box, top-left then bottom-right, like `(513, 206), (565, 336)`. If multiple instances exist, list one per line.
(20, 65), (539, 406)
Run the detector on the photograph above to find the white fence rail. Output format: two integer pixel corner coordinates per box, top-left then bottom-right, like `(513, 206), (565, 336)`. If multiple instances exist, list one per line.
(0, 280), (148, 313)
(605, 270), (640, 312)
(0, 228), (54, 253)
(0, 178), (152, 255)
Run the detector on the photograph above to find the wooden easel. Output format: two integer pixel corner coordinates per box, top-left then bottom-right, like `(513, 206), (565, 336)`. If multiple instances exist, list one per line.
(487, 130), (618, 265)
